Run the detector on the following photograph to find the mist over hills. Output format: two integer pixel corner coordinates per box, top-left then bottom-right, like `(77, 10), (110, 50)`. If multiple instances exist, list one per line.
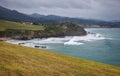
(0, 6), (120, 27)
(0, 6), (37, 22)
(30, 13), (106, 25)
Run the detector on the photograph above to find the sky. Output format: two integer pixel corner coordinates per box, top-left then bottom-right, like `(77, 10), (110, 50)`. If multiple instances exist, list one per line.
(0, 0), (120, 21)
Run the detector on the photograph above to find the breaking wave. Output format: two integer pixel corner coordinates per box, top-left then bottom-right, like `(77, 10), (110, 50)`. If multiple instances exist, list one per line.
(6, 33), (112, 47)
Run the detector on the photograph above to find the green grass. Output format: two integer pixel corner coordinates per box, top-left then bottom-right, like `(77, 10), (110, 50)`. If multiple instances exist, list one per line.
(0, 42), (120, 76)
(0, 20), (44, 31)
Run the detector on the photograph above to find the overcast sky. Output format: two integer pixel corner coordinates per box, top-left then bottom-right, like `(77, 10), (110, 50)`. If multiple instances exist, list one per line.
(0, 0), (120, 21)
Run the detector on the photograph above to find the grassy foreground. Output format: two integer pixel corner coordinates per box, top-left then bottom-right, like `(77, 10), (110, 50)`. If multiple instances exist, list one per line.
(0, 42), (120, 76)
(0, 20), (44, 31)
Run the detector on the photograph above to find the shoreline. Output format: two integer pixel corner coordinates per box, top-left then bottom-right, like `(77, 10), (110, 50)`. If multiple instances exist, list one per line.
(0, 37), (12, 41)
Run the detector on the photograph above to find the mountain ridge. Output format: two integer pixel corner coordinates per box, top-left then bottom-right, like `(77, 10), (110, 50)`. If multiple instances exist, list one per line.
(0, 6), (37, 22)
(0, 5), (120, 27)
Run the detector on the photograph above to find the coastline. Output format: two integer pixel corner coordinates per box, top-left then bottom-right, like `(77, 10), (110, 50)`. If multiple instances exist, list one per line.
(0, 37), (12, 41)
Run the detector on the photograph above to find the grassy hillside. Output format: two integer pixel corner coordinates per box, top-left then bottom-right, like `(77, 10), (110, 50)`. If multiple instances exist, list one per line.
(0, 20), (44, 31)
(0, 20), (86, 39)
(0, 42), (120, 76)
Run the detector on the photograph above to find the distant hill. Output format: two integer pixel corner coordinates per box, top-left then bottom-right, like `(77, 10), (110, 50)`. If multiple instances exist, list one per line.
(30, 13), (120, 28)
(30, 13), (46, 18)
(30, 13), (106, 25)
(0, 6), (37, 22)
(30, 13), (67, 20)
(0, 6), (120, 27)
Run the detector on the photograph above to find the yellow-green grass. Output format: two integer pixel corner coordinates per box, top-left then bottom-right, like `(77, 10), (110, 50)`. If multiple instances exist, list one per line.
(0, 42), (120, 76)
(0, 20), (44, 31)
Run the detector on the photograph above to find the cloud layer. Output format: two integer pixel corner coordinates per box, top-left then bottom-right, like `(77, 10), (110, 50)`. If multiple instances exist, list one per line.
(0, 0), (120, 21)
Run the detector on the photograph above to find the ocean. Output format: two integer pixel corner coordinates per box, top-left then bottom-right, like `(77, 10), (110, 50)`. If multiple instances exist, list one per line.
(6, 28), (120, 66)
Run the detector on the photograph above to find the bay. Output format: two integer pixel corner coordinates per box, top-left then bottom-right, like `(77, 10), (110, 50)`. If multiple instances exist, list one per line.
(6, 28), (120, 66)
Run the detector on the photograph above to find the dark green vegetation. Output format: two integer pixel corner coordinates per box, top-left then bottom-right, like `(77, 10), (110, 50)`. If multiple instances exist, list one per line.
(0, 20), (86, 40)
(42, 22), (86, 37)
(0, 6), (120, 27)
(0, 42), (120, 76)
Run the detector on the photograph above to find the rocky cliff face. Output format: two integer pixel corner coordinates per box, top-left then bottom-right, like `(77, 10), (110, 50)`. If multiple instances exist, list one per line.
(60, 22), (87, 36)
(0, 22), (87, 40)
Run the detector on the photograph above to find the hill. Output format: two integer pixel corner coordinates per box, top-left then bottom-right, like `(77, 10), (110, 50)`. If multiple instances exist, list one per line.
(30, 13), (120, 28)
(30, 13), (107, 25)
(1, 5), (120, 27)
(0, 20), (44, 40)
(0, 42), (120, 76)
(43, 22), (86, 37)
(0, 20), (44, 31)
(0, 6), (37, 22)
(0, 20), (86, 40)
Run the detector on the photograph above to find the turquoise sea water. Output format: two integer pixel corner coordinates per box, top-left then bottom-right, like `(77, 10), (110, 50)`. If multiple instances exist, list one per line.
(45, 28), (120, 66)
(7, 28), (120, 66)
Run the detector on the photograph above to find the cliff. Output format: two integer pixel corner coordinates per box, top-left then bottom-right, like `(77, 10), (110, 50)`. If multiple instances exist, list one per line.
(0, 20), (87, 40)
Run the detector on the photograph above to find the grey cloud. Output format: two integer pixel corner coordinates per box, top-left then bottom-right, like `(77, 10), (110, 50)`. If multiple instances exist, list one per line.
(0, 0), (120, 21)
(0, 0), (91, 9)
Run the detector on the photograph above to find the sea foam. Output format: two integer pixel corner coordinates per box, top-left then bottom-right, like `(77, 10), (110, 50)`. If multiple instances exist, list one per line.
(6, 33), (112, 46)
(64, 33), (111, 45)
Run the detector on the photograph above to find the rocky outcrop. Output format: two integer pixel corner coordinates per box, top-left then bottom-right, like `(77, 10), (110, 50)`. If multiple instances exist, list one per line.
(42, 22), (87, 37)
(60, 22), (87, 36)
(0, 22), (87, 40)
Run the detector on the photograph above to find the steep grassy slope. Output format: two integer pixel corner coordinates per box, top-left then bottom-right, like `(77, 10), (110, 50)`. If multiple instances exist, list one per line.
(0, 20), (44, 31)
(0, 42), (120, 76)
